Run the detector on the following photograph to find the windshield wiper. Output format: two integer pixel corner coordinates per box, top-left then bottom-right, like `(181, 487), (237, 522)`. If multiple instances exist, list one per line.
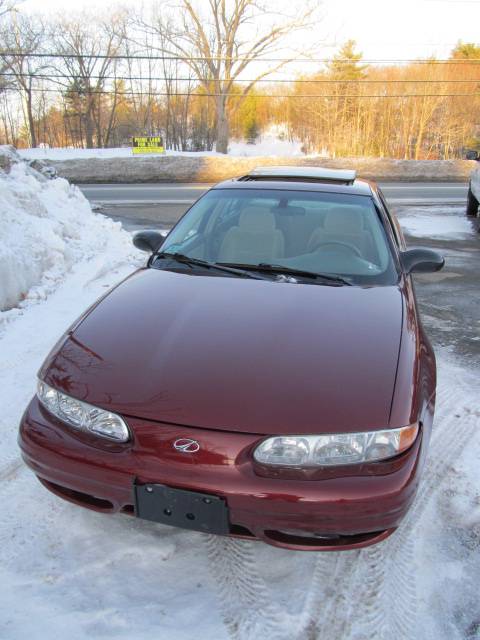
(154, 252), (269, 280)
(217, 262), (352, 286)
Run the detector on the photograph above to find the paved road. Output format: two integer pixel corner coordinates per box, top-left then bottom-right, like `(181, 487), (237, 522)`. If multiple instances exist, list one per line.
(81, 181), (468, 206)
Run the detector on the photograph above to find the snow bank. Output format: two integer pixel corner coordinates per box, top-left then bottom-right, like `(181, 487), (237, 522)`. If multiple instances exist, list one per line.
(0, 146), (140, 316)
(228, 135), (304, 157)
(18, 139), (304, 160)
(18, 133), (305, 160)
(20, 146), (214, 160)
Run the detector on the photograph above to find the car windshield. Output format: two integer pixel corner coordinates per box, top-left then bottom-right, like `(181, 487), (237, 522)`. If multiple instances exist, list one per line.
(158, 188), (398, 285)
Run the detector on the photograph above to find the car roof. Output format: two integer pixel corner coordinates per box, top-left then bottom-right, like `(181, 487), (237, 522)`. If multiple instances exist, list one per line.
(246, 166), (357, 182)
(213, 166), (375, 197)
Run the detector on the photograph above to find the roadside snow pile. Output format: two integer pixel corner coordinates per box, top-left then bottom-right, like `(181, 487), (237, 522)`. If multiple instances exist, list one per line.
(0, 146), (140, 316)
(228, 123), (306, 157)
(228, 135), (305, 157)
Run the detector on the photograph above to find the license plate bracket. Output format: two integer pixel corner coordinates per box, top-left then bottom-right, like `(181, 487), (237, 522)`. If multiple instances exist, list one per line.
(134, 481), (230, 535)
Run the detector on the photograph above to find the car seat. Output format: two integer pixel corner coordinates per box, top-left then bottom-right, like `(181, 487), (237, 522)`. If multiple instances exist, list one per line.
(217, 205), (285, 263)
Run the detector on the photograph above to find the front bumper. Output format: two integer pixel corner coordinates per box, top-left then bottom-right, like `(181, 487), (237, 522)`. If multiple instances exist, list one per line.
(19, 397), (424, 551)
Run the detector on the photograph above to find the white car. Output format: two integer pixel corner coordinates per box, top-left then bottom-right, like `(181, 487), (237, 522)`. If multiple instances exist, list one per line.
(466, 150), (480, 216)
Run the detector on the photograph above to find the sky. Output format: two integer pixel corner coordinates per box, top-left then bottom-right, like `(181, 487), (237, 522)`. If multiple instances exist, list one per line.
(17, 0), (480, 62)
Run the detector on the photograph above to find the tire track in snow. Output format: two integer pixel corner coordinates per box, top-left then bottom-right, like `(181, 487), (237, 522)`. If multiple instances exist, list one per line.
(0, 470), (63, 576)
(305, 552), (360, 640)
(334, 523), (417, 640)
(204, 536), (296, 639)
(299, 553), (347, 630)
(324, 363), (479, 640)
(206, 362), (479, 640)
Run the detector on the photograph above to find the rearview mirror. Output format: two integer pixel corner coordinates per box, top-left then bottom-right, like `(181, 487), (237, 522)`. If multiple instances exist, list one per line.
(401, 248), (445, 275)
(466, 150), (479, 161)
(133, 230), (165, 253)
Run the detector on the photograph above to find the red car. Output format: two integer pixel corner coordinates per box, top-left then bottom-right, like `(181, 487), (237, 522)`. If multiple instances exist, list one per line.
(19, 167), (445, 551)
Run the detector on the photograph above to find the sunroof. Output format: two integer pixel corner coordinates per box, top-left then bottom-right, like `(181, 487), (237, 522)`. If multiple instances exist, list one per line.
(242, 166), (357, 184)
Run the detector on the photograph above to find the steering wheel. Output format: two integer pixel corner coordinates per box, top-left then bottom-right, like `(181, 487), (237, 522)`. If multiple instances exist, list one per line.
(312, 241), (363, 258)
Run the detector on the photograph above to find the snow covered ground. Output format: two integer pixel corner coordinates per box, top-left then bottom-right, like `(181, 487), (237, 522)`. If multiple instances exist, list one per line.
(1, 156), (479, 639)
(397, 206), (474, 240)
(18, 134), (306, 161)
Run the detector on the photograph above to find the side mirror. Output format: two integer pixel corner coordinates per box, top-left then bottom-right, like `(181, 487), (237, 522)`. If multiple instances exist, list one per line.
(133, 230), (165, 253)
(466, 150), (479, 161)
(401, 248), (445, 275)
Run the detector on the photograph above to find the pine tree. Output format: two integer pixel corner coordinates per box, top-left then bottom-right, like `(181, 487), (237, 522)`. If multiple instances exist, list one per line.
(451, 41), (480, 60)
(245, 119), (259, 144)
(327, 40), (367, 81)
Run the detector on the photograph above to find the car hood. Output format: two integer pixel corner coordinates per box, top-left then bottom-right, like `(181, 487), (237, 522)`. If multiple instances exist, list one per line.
(43, 268), (404, 435)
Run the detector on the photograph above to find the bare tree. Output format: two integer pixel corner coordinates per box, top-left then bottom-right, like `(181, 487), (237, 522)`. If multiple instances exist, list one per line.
(0, 13), (48, 147)
(142, 0), (316, 153)
(0, 0), (16, 17)
(0, 0), (14, 144)
(50, 11), (126, 148)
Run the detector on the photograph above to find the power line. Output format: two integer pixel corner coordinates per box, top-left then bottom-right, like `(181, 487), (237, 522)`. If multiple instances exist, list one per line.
(1, 71), (479, 83)
(1, 51), (480, 64)
(1, 86), (478, 98)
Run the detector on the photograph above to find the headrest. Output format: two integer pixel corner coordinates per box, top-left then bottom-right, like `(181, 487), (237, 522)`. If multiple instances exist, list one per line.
(239, 206), (276, 231)
(271, 205), (306, 217)
(324, 207), (365, 233)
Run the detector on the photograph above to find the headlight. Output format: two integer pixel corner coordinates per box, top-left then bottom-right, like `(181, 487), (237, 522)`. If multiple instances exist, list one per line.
(37, 380), (130, 443)
(253, 424), (419, 467)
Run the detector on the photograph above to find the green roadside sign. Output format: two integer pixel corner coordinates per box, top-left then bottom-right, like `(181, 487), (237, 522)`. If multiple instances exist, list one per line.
(132, 136), (165, 154)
